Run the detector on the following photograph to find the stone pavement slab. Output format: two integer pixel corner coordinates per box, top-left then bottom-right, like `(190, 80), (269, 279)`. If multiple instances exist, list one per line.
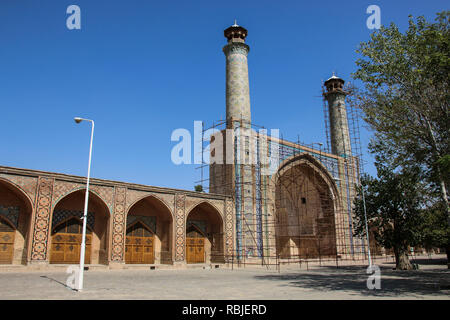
(0, 263), (448, 300)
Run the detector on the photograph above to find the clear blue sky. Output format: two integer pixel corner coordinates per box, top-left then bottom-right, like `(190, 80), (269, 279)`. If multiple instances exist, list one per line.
(0, 0), (447, 191)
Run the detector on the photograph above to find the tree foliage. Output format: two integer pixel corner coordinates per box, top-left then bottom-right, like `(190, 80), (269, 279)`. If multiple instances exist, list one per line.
(353, 154), (425, 270)
(420, 203), (450, 253)
(352, 12), (450, 212)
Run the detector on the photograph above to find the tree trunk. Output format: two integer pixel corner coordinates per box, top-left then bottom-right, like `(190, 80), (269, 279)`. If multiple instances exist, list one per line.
(394, 247), (413, 270)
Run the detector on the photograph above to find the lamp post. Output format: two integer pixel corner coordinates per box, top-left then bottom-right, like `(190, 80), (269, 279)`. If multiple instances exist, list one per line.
(74, 117), (94, 292)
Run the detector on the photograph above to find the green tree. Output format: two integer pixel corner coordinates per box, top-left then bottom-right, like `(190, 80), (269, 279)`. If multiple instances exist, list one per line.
(353, 152), (425, 270)
(194, 184), (204, 192)
(352, 12), (450, 221)
(420, 202), (450, 261)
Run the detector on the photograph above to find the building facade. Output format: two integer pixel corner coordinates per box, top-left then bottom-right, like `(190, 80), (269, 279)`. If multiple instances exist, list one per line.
(0, 166), (234, 267)
(0, 23), (368, 268)
(209, 23), (366, 262)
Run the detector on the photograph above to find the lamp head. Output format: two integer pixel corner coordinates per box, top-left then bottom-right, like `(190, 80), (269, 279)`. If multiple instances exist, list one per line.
(74, 117), (83, 124)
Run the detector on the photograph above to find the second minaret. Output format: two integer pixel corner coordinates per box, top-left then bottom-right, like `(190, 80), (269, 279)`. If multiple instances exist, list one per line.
(323, 75), (352, 158)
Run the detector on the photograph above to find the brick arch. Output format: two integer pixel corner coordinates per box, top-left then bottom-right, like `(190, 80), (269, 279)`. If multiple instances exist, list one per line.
(125, 194), (174, 265)
(0, 177), (35, 265)
(0, 177), (34, 211)
(126, 194), (174, 219)
(271, 153), (340, 205)
(185, 200), (225, 263)
(52, 186), (112, 216)
(49, 188), (111, 265)
(185, 200), (224, 224)
(50, 188), (111, 233)
(270, 153), (341, 259)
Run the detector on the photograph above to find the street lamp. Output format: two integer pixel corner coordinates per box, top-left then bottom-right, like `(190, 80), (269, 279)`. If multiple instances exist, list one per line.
(74, 116), (94, 292)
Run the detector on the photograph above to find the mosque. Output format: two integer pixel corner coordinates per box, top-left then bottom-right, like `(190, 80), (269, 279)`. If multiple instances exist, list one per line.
(0, 23), (370, 268)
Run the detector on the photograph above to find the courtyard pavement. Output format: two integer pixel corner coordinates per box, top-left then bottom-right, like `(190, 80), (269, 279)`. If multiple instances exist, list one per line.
(0, 257), (449, 300)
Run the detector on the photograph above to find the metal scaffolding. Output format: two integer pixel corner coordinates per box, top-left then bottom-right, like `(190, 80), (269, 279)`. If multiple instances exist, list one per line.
(194, 86), (385, 270)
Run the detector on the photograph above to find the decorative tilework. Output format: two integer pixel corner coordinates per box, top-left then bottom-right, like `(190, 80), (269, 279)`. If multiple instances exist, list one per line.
(31, 177), (54, 261)
(0, 169), (235, 264)
(0, 206), (19, 228)
(223, 42), (251, 124)
(225, 199), (234, 257)
(174, 194), (186, 261)
(90, 185), (114, 212)
(51, 181), (83, 208)
(111, 187), (126, 262)
(223, 42), (249, 56)
(51, 209), (95, 231)
(126, 215), (156, 233)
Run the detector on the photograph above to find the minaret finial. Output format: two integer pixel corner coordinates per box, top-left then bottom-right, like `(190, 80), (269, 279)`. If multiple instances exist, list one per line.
(233, 19), (238, 27)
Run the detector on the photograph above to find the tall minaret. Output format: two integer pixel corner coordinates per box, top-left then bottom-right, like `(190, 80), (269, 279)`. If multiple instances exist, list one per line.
(324, 74), (356, 257)
(223, 21), (251, 128)
(218, 22), (260, 259)
(323, 75), (352, 157)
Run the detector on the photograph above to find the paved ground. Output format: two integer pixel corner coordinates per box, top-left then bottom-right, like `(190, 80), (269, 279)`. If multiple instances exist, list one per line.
(0, 257), (449, 300)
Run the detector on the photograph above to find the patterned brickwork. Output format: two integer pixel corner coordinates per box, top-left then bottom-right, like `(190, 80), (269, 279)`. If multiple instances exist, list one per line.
(0, 174), (37, 206)
(0, 168), (234, 265)
(31, 177), (54, 261)
(90, 185), (114, 212)
(51, 181), (82, 208)
(185, 198), (225, 219)
(126, 190), (150, 211)
(225, 199), (234, 256)
(126, 190), (174, 213)
(111, 187), (126, 261)
(185, 198), (201, 216)
(174, 194), (186, 261)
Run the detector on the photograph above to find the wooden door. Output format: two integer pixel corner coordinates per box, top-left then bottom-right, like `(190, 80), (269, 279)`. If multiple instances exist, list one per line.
(186, 238), (205, 263)
(50, 218), (92, 264)
(186, 226), (205, 264)
(125, 222), (154, 264)
(0, 218), (15, 264)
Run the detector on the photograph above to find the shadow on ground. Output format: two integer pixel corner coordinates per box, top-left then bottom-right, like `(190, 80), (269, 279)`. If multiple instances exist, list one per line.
(409, 258), (448, 266)
(253, 265), (450, 298)
(40, 275), (76, 291)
